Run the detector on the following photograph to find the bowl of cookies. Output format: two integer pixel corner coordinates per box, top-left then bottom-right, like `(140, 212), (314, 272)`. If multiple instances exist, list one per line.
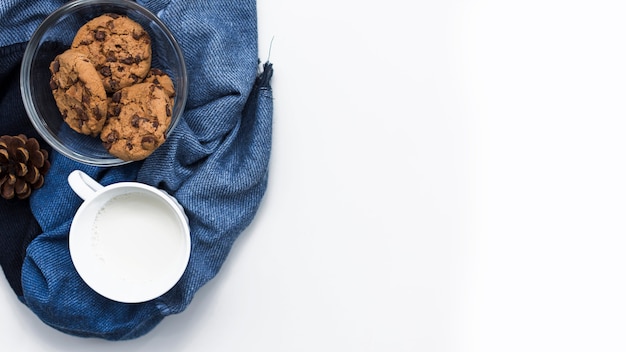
(21, 0), (187, 166)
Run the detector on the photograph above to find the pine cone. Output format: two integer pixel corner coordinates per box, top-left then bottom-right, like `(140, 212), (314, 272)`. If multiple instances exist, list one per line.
(0, 134), (51, 200)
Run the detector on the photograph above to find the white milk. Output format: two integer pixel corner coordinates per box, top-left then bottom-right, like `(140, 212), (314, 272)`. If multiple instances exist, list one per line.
(91, 191), (184, 284)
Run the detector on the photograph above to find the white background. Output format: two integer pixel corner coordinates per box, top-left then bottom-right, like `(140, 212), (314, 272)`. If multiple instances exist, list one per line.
(3, 0), (626, 350)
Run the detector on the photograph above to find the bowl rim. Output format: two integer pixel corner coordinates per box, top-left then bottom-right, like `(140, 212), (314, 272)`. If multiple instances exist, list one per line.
(20, 0), (188, 167)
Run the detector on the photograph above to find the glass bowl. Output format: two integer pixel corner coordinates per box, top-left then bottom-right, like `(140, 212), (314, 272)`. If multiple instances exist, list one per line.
(20, 0), (187, 166)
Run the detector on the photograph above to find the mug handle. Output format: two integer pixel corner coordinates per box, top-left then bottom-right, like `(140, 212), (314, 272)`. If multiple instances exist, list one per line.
(68, 170), (104, 201)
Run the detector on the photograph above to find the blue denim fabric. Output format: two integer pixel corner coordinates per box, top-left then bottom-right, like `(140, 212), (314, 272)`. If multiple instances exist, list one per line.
(0, 0), (272, 340)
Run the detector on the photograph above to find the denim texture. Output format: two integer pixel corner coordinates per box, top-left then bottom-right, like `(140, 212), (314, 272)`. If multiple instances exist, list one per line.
(0, 0), (272, 340)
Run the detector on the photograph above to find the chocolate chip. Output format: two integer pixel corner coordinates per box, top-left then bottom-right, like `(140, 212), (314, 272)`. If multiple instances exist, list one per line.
(103, 133), (117, 149)
(106, 51), (117, 62)
(94, 30), (106, 41)
(93, 107), (102, 120)
(105, 131), (118, 143)
(75, 108), (88, 121)
(132, 31), (146, 40)
(80, 39), (92, 45)
(131, 114), (140, 127)
(117, 66), (124, 72)
(107, 13), (121, 19)
(109, 80), (120, 91)
(134, 55), (142, 64)
(131, 114), (151, 128)
(120, 56), (134, 65)
(112, 91), (122, 103)
(49, 79), (58, 90)
(100, 66), (112, 77)
(166, 104), (171, 117)
(141, 136), (156, 150)
(152, 121), (159, 129)
(131, 74), (140, 83)
(126, 141), (134, 151)
(82, 92), (90, 104)
(51, 60), (60, 73)
(108, 105), (121, 117)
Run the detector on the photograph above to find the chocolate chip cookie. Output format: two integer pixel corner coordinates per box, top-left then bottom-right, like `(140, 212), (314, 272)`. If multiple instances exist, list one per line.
(71, 13), (152, 93)
(101, 82), (172, 161)
(49, 49), (108, 136)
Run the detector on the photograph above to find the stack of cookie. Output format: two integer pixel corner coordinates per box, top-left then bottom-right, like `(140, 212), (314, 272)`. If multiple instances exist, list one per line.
(49, 13), (175, 161)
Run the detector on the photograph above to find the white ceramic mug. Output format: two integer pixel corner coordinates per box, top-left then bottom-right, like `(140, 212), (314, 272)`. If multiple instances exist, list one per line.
(67, 170), (191, 303)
